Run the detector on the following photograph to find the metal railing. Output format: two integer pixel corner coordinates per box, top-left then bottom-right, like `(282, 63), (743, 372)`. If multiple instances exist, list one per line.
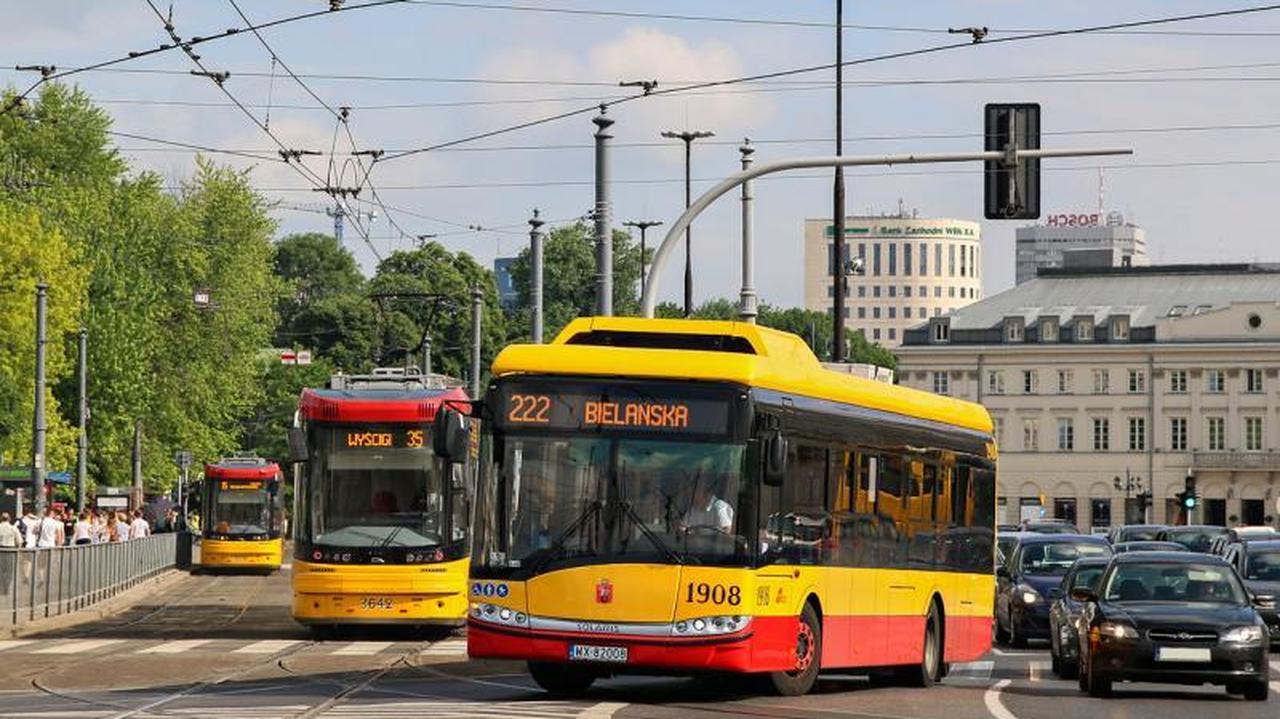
(0, 534), (177, 627)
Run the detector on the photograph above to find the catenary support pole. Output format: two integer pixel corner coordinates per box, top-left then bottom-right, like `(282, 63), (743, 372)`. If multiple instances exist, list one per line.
(32, 284), (48, 515)
(739, 139), (757, 323)
(76, 326), (87, 513)
(640, 148), (1133, 318)
(529, 209), (545, 343)
(593, 107), (614, 316)
(131, 420), (142, 511)
(623, 220), (663, 302)
(832, 0), (847, 361)
(470, 285), (483, 399)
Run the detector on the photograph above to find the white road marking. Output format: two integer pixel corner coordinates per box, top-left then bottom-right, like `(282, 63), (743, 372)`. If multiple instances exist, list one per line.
(232, 640), (300, 654)
(984, 678), (1019, 719)
(32, 639), (123, 654)
(331, 641), (394, 656)
(948, 660), (994, 680)
(136, 639), (212, 654)
(1028, 660), (1052, 683)
(321, 700), (586, 717)
(420, 640), (468, 656)
(578, 702), (627, 718)
(0, 640), (35, 651)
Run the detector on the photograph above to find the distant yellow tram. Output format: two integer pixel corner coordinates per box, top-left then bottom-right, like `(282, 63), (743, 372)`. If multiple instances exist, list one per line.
(199, 455), (285, 571)
(289, 369), (472, 634)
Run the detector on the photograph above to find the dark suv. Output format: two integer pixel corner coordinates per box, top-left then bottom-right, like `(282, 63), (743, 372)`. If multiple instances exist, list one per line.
(995, 534), (1112, 647)
(1224, 538), (1280, 649)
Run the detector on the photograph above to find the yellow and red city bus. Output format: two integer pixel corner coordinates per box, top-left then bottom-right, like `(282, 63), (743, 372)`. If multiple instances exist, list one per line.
(199, 455), (285, 571)
(459, 317), (996, 695)
(290, 369), (472, 634)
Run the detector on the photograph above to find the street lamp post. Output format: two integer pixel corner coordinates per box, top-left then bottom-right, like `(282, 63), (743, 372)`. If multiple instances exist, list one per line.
(1113, 469), (1149, 524)
(661, 129), (714, 317)
(623, 220), (663, 300)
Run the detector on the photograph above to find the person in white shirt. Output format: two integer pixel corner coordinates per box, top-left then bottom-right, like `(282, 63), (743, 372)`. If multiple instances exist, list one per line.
(36, 508), (64, 548)
(20, 509), (39, 549)
(129, 510), (151, 540)
(0, 513), (21, 549)
(72, 511), (94, 545)
(679, 482), (735, 534)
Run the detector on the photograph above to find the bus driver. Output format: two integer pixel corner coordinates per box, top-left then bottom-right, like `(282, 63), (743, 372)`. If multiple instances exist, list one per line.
(680, 481), (734, 534)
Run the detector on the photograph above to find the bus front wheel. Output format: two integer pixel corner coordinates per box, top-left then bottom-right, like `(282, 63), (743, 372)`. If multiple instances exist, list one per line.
(528, 661), (596, 695)
(766, 603), (822, 696)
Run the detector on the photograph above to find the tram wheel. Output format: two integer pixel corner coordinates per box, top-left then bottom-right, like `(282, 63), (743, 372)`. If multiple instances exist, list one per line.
(766, 602), (822, 696)
(527, 662), (596, 695)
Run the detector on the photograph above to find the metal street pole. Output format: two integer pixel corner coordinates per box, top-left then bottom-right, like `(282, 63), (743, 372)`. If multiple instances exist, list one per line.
(32, 283), (48, 515)
(529, 209), (546, 343)
(661, 129), (714, 316)
(623, 220), (663, 301)
(470, 285), (483, 399)
(832, 0), (847, 361)
(131, 419), (142, 511)
(423, 336), (432, 374)
(640, 147), (1133, 318)
(76, 326), (87, 514)
(593, 107), (614, 316)
(739, 139), (757, 323)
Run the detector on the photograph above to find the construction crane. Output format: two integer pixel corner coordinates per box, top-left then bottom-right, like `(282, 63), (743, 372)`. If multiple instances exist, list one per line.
(272, 201), (377, 245)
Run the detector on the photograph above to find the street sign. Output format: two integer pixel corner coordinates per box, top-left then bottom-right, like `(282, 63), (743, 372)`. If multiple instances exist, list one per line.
(280, 350), (297, 364)
(174, 450), (193, 467)
(984, 103), (1041, 220)
(296, 350), (312, 365)
(0, 467), (30, 481)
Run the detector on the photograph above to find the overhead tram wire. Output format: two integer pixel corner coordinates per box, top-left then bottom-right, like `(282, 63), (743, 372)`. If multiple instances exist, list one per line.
(377, 2), (1280, 163)
(2, 0), (411, 116)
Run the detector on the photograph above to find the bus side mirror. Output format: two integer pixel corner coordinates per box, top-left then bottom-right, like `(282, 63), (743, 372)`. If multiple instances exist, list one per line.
(434, 407), (468, 461)
(763, 431), (787, 486)
(287, 428), (308, 463)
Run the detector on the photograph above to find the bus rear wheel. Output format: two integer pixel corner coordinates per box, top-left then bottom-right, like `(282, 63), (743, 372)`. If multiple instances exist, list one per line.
(899, 604), (942, 688)
(527, 661), (596, 695)
(766, 603), (822, 696)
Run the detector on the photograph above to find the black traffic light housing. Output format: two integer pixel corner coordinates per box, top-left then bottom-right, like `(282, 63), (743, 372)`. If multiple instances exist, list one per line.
(984, 103), (1041, 220)
(1183, 472), (1198, 509)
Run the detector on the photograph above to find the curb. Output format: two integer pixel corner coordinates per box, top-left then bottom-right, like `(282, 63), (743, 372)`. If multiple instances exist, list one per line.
(2, 568), (191, 638)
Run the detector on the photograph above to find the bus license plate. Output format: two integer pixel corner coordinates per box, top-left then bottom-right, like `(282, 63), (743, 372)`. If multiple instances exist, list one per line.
(568, 644), (628, 663)
(360, 596), (394, 610)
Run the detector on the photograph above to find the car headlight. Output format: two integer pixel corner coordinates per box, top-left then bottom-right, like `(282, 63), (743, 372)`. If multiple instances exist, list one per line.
(1015, 585), (1040, 605)
(1221, 625), (1264, 645)
(1097, 621), (1139, 640)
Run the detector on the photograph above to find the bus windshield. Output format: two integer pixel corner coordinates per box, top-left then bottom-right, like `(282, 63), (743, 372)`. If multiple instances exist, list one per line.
(492, 434), (749, 572)
(305, 424), (446, 549)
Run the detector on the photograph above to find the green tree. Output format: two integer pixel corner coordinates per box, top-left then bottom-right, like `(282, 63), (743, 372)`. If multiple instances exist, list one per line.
(273, 232), (364, 342)
(242, 355), (335, 462)
(505, 222), (645, 341)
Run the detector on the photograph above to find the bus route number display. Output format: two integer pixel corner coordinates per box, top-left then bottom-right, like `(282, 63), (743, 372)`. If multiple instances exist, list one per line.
(342, 429), (425, 449)
(502, 386), (729, 435)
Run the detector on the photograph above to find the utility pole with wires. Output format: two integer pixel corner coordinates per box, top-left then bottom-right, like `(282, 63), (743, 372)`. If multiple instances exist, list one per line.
(623, 220), (663, 301)
(593, 107), (614, 317)
(832, 0), (848, 362)
(661, 128), (714, 317)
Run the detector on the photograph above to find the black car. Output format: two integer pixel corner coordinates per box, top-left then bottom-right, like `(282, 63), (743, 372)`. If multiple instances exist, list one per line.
(1157, 525), (1231, 553)
(1112, 541), (1190, 555)
(1209, 526), (1278, 556)
(1074, 552), (1272, 700)
(1022, 520), (1079, 535)
(1048, 556), (1110, 678)
(1224, 538), (1280, 649)
(1106, 524), (1168, 544)
(995, 534), (1112, 647)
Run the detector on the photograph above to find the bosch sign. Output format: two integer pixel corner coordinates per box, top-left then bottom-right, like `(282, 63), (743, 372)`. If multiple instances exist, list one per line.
(1046, 213), (1101, 227)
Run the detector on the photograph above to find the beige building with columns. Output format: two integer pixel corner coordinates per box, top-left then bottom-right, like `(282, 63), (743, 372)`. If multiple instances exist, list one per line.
(803, 213), (982, 348)
(897, 263), (1280, 530)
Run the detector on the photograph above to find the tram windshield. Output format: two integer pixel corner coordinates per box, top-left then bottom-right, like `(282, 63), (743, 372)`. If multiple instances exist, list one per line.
(207, 481), (274, 537)
(303, 424), (449, 549)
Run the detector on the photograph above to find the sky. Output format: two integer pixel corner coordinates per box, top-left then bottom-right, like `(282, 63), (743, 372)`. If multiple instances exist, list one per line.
(3, 1), (1280, 310)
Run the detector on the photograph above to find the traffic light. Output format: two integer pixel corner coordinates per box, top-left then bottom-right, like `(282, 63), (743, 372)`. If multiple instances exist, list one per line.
(1183, 473), (1198, 509)
(984, 103), (1041, 220)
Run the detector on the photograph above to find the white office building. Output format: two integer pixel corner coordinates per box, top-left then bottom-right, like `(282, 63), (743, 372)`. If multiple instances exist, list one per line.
(1015, 211), (1147, 285)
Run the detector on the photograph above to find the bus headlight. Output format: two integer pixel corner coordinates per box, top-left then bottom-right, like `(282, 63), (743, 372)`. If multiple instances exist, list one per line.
(672, 615), (751, 636)
(471, 603), (528, 628)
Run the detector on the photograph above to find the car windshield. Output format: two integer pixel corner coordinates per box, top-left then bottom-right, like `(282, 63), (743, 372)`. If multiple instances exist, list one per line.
(497, 435), (749, 570)
(1246, 550), (1280, 582)
(1103, 562), (1248, 604)
(1071, 565), (1106, 590)
(1165, 528), (1229, 552)
(1020, 542), (1111, 575)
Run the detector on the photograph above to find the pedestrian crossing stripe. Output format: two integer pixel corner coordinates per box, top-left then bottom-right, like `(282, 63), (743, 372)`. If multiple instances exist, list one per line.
(32, 639), (124, 654)
(331, 641), (393, 655)
(136, 639), (211, 654)
(0, 638), (468, 657)
(0, 640), (36, 651)
(947, 660), (993, 680)
(233, 640), (302, 654)
(421, 640), (467, 655)
(321, 700), (587, 718)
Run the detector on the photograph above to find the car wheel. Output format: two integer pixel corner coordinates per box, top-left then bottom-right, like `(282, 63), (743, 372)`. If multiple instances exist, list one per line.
(1086, 657), (1111, 698)
(1050, 651), (1061, 677)
(994, 613), (1010, 645)
(527, 662), (596, 695)
(1243, 681), (1270, 702)
(1077, 655), (1090, 694)
(1060, 655), (1078, 680)
(766, 602), (822, 696)
(1009, 611), (1028, 649)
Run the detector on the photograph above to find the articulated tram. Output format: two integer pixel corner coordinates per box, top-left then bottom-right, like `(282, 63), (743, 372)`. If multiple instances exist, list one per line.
(290, 368), (471, 634)
(449, 317), (996, 697)
(200, 455), (285, 571)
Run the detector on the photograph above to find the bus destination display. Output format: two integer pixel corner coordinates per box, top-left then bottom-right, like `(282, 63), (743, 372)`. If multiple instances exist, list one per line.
(341, 428), (425, 449)
(501, 385), (730, 435)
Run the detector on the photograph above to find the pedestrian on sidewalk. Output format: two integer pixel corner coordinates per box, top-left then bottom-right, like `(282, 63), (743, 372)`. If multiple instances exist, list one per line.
(129, 510), (150, 540)
(72, 511), (94, 546)
(20, 507), (39, 549)
(0, 513), (21, 549)
(106, 513), (123, 543)
(36, 508), (65, 548)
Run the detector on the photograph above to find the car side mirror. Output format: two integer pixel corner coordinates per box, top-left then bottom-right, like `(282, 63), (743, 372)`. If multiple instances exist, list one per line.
(1070, 587), (1097, 603)
(763, 431), (787, 487)
(286, 427), (308, 463)
(1048, 587), (1063, 600)
(1252, 593), (1276, 610)
(433, 407), (469, 461)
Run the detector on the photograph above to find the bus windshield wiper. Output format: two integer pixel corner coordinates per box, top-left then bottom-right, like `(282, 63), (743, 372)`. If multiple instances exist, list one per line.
(617, 500), (682, 565)
(527, 499), (603, 574)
